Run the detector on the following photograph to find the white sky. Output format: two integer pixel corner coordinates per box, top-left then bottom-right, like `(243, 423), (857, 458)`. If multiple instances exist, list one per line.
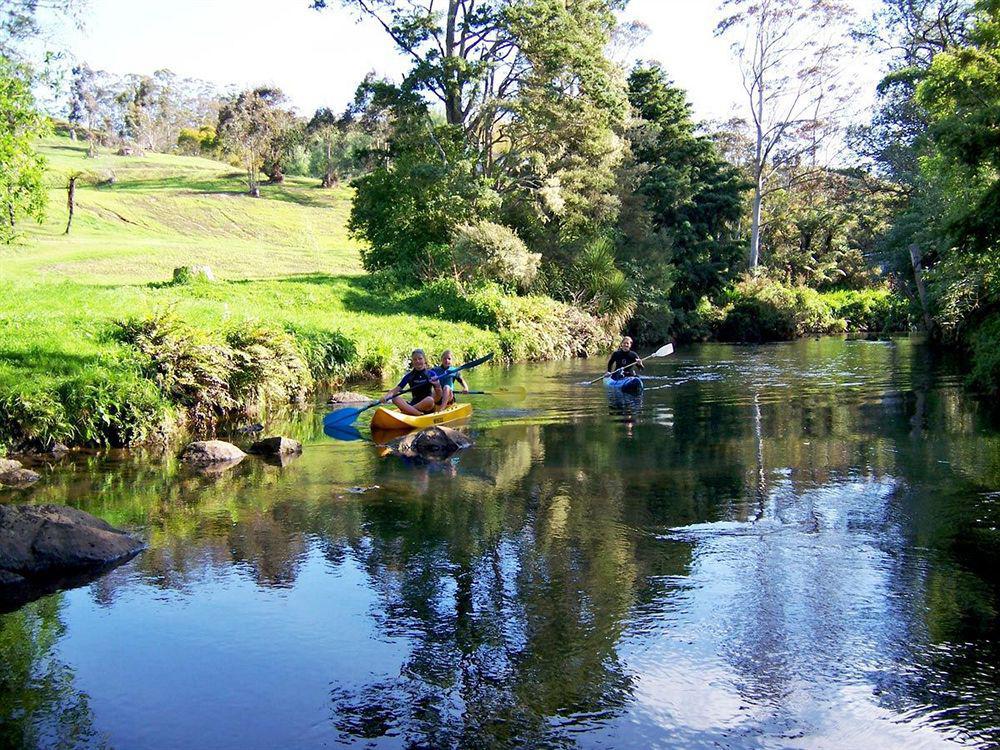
(45, 0), (885, 124)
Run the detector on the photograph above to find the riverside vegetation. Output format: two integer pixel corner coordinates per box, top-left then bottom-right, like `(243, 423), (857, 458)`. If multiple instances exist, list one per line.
(0, 137), (907, 453)
(6, 0), (1000, 454)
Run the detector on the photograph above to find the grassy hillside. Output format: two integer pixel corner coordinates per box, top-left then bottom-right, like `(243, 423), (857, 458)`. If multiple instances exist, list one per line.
(0, 137), (505, 450)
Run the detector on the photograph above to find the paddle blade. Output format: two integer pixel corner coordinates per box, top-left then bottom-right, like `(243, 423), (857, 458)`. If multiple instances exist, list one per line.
(323, 423), (365, 442)
(455, 352), (495, 372)
(650, 343), (674, 358)
(323, 403), (372, 428)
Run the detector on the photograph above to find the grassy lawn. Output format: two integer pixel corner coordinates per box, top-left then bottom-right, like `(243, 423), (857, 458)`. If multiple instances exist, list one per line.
(0, 137), (501, 448)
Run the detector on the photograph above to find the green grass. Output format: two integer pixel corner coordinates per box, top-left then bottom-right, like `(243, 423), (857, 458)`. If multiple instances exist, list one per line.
(0, 136), (503, 449)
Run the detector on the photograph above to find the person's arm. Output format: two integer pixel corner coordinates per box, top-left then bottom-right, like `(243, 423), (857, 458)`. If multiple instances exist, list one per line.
(606, 353), (616, 375)
(383, 372), (410, 402)
(634, 352), (644, 370)
(456, 374), (468, 392)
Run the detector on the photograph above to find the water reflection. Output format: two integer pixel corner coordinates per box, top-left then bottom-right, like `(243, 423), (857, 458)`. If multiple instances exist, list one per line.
(1, 338), (999, 748)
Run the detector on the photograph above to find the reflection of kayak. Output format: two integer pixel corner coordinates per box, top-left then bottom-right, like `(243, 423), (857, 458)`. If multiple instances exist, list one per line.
(603, 376), (643, 394)
(370, 402), (473, 431)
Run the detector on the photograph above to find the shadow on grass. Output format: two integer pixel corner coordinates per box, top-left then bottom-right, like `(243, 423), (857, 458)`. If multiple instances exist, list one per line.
(0, 348), (108, 377)
(105, 176), (336, 208)
(242, 273), (488, 325)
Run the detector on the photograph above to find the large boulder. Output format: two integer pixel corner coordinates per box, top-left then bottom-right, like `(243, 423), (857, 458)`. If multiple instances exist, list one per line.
(387, 426), (472, 462)
(0, 504), (145, 612)
(181, 440), (246, 465)
(0, 458), (22, 473)
(248, 436), (302, 457)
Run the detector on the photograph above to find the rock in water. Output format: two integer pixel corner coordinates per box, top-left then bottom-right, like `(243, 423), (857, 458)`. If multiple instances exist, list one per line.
(0, 458), (22, 473)
(327, 391), (370, 405)
(248, 436), (302, 456)
(0, 504), (145, 612)
(387, 426), (472, 461)
(180, 440), (246, 464)
(0, 467), (41, 488)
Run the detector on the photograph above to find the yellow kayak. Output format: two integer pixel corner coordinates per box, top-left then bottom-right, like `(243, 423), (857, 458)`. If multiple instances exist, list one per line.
(370, 402), (472, 431)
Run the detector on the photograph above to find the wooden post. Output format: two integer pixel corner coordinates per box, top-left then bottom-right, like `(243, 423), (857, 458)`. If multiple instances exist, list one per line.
(909, 244), (934, 332)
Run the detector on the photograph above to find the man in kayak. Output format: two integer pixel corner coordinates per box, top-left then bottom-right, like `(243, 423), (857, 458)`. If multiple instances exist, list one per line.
(381, 349), (441, 416)
(605, 336), (644, 380)
(431, 349), (469, 413)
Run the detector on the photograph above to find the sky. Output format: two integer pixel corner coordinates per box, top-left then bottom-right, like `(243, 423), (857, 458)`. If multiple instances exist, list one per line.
(45, 0), (885, 124)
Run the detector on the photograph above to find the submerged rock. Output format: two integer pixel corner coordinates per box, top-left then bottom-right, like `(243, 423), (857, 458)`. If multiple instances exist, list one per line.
(0, 504), (145, 612)
(181, 440), (246, 465)
(248, 436), (302, 456)
(387, 426), (472, 461)
(0, 467), (41, 488)
(327, 391), (370, 404)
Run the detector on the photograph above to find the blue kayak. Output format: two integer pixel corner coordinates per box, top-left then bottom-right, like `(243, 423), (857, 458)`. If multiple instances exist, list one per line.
(603, 375), (643, 394)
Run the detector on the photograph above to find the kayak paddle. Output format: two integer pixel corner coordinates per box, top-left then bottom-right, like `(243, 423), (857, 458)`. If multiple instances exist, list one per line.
(587, 343), (674, 385)
(323, 352), (495, 428)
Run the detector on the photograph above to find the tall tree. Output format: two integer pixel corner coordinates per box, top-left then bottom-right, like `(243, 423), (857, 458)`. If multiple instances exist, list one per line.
(716, 0), (853, 270)
(622, 64), (746, 338)
(217, 87), (294, 197)
(0, 55), (49, 242)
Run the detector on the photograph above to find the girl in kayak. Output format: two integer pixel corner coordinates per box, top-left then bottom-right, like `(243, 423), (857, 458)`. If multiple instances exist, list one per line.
(431, 349), (469, 413)
(605, 336), (644, 380)
(381, 349), (441, 416)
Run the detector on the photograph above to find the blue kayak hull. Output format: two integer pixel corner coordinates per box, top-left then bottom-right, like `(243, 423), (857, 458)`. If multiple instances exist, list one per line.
(603, 376), (643, 394)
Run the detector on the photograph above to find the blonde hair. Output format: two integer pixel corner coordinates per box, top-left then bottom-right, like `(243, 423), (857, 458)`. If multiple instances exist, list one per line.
(440, 349), (453, 359)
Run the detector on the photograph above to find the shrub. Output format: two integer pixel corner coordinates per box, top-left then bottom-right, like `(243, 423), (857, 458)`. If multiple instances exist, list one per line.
(824, 288), (913, 333)
(113, 312), (235, 424)
(0, 384), (72, 453)
(968, 312), (1000, 394)
(451, 221), (541, 292)
(58, 370), (173, 448)
(567, 237), (636, 332)
(114, 313), (314, 426)
(715, 276), (844, 342)
(287, 326), (358, 382)
(225, 325), (313, 409)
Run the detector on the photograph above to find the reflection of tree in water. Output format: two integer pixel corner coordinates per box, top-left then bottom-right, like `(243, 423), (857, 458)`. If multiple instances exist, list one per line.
(0, 596), (107, 750)
(328, 423), (689, 747)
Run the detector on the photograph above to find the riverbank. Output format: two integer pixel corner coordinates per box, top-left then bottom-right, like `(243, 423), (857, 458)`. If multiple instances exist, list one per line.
(0, 137), (610, 452)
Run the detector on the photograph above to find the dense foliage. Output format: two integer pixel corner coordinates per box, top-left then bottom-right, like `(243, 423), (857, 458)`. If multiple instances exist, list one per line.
(0, 55), (48, 243)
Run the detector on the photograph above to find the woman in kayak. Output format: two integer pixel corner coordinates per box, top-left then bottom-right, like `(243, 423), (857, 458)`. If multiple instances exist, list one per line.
(432, 349), (469, 413)
(605, 336), (644, 380)
(381, 349), (441, 416)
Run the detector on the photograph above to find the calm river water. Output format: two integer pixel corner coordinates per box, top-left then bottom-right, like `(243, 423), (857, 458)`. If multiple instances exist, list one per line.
(2, 337), (1000, 749)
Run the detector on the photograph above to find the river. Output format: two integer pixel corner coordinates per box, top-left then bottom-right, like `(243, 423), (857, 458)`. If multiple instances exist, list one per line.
(2, 337), (999, 749)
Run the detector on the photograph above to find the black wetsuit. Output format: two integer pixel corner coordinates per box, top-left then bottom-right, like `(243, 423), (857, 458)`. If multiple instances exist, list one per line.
(607, 349), (643, 379)
(396, 368), (435, 404)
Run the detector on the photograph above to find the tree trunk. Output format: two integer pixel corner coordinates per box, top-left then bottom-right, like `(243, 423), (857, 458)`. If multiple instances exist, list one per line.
(444, 0), (463, 126)
(909, 243), (934, 332)
(749, 173), (763, 270)
(65, 176), (77, 235)
(70, 128), (77, 141)
(321, 171), (335, 189)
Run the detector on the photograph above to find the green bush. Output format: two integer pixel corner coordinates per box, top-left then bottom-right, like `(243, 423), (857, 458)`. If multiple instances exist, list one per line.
(58, 370), (173, 448)
(114, 312), (314, 426)
(0, 383), (72, 453)
(968, 312), (1000, 394)
(451, 221), (541, 292)
(225, 325), (313, 410)
(286, 325), (358, 382)
(824, 288), (912, 332)
(715, 276), (844, 343)
(113, 312), (235, 424)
